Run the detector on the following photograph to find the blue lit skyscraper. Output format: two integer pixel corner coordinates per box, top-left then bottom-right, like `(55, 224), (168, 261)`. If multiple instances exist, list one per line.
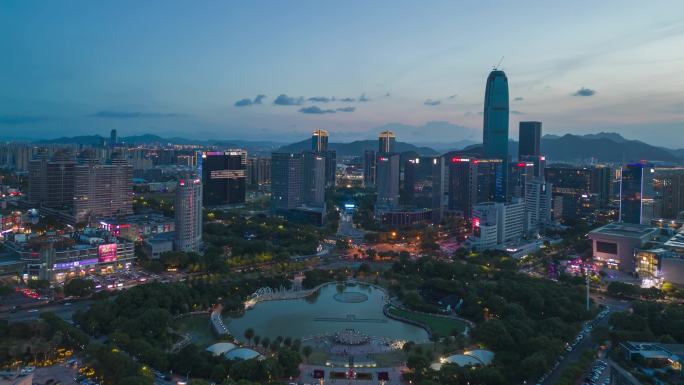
(620, 163), (655, 224)
(483, 70), (509, 160)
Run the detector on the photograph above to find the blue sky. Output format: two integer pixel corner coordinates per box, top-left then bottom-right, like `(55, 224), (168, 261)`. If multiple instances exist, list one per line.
(1, 0), (684, 146)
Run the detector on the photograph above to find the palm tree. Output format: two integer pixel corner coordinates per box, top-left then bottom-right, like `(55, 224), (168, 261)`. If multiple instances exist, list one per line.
(244, 328), (255, 347)
(253, 335), (261, 348)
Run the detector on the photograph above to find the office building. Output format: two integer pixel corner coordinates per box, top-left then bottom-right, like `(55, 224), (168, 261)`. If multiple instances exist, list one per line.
(199, 150), (247, 206)
(246, 157), (271, 186)
(658, 172), (684, 219)
(110, 129), (117, 147)
(45, 149), (76, 210)
(620, 163), (655, 224)
(525, 179), (553, 233)
(469, 199), (525, 250)
(448, 157), (506, 217)
(27, 150), (50, 206)
(448, 157), (477, 217)
(309, 129), (336, 187)
(302, 151), (326, 206)
(482, 69), (509, 161)
(174, 178), (202, 253)
(363, 150), (376, 188)
(401, 155), (443, 210)
(376, 152), (400, 209)
(509, 161), (536, 199)
(311, 129), (329, 152)
(591, 165), (613, 209)
(270, 152), (303, 210)
(378, 130), (396, 153)
(518, 121), (542, 159)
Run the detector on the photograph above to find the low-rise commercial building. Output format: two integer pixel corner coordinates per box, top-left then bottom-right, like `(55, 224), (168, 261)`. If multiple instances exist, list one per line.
(3, 228), (135, 282)
(588, 222), (659, 272)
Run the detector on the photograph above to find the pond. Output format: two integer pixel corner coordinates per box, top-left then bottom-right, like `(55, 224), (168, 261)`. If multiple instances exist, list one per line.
(225, 282), (429, 343)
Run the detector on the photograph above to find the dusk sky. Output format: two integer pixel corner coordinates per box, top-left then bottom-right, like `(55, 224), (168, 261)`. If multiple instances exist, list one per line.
(2, 1), (684, 147)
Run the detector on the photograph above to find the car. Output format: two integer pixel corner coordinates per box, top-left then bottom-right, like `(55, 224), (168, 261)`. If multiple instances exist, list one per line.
(27, 309), (39, 313)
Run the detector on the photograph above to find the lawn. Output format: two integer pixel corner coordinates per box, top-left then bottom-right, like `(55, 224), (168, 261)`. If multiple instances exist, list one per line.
(387, 306), (466, 337)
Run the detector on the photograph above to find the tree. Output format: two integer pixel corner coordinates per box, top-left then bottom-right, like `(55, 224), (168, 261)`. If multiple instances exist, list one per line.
(260, 337), (270, 349)
(252, 335), (260, 348)
(64, 278), (95, 297)
(301, 346), (312, 363)
(27, 279), (50, 290)
(244, 328), (254, 347)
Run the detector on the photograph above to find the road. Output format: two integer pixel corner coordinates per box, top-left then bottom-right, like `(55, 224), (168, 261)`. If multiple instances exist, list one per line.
(337, 212), (365, 240)
(540, 295), (631, 385)
(0, 300), (92, 322)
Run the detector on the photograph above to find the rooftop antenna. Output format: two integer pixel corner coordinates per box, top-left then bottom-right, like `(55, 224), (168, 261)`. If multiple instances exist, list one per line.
(494, 56), (504, 70)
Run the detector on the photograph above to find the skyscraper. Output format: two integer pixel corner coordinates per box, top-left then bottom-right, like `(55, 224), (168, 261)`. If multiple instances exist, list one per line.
(110, 129), (117, 147)
(482, 70), (509, 160)
(518, 121), (541, 159)
(270, 152), (303, 210)
(363, 150), (376, 187)
(311, 129), (329, 152)
(174, 178), (202, 253)
(199, 150), (247, 206)
(620, 163), (655, 224)
(72, 152), (133, 223)
(310, 129), (336, 187)
(378, 130), (396, 153)
(376, 153), (400, 209)
(302, 151), (326, 206)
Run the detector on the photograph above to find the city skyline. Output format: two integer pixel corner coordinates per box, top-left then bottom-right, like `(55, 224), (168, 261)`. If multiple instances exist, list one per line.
(2, 1), (684, 146)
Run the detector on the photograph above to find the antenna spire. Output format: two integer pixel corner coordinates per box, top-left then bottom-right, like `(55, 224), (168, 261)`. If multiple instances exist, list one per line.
(494, 56), (504, 70)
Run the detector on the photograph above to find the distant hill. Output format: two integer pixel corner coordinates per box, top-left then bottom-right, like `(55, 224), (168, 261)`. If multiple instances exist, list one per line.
(461, 132), (681, 163)
(540, 134), (679, 162)
(28, 131), (684, 163)
(277, 139), (439, 156)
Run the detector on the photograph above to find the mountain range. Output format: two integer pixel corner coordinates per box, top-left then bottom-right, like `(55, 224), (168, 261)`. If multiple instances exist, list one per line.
(31, 132), (684, 163)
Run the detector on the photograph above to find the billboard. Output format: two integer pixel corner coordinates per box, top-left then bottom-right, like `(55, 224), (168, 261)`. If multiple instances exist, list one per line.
(98, 243), (117, 263)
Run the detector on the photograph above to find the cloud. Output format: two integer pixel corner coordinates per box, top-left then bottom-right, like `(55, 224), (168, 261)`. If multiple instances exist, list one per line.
(573, 87), (596, 97)
(254, 94), (267, 104)
(234, 98), (253, 107)
(299, 106), (336, 114)
(274, 94), (304, 106)
(89, 110), (186, 118)
(510, 110), (526, 115)
(0, 114), (46, 125)
(307, 96), (334, 103)
(339, 97), (356, 102)
(514, 96), (524, 101)
(359, 93), (370, 102)
(235, 94), (267, 107)
(424, 99), (441, 106)
(336, 106), (355, 112)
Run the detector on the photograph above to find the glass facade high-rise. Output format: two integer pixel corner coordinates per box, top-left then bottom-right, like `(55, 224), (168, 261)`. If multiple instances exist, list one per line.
(483, 70), (509, 160)
(199, 150), (247, 206)
(620, 163), (655, 224)
(311, 129), (329, 152)
(174, 178), (203, 253)
(518, 121), (541, 159)
(378, 130), (396, 153)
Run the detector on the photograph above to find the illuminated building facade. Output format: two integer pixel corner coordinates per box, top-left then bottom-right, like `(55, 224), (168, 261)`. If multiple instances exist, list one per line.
(199, 150), (247, 206)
